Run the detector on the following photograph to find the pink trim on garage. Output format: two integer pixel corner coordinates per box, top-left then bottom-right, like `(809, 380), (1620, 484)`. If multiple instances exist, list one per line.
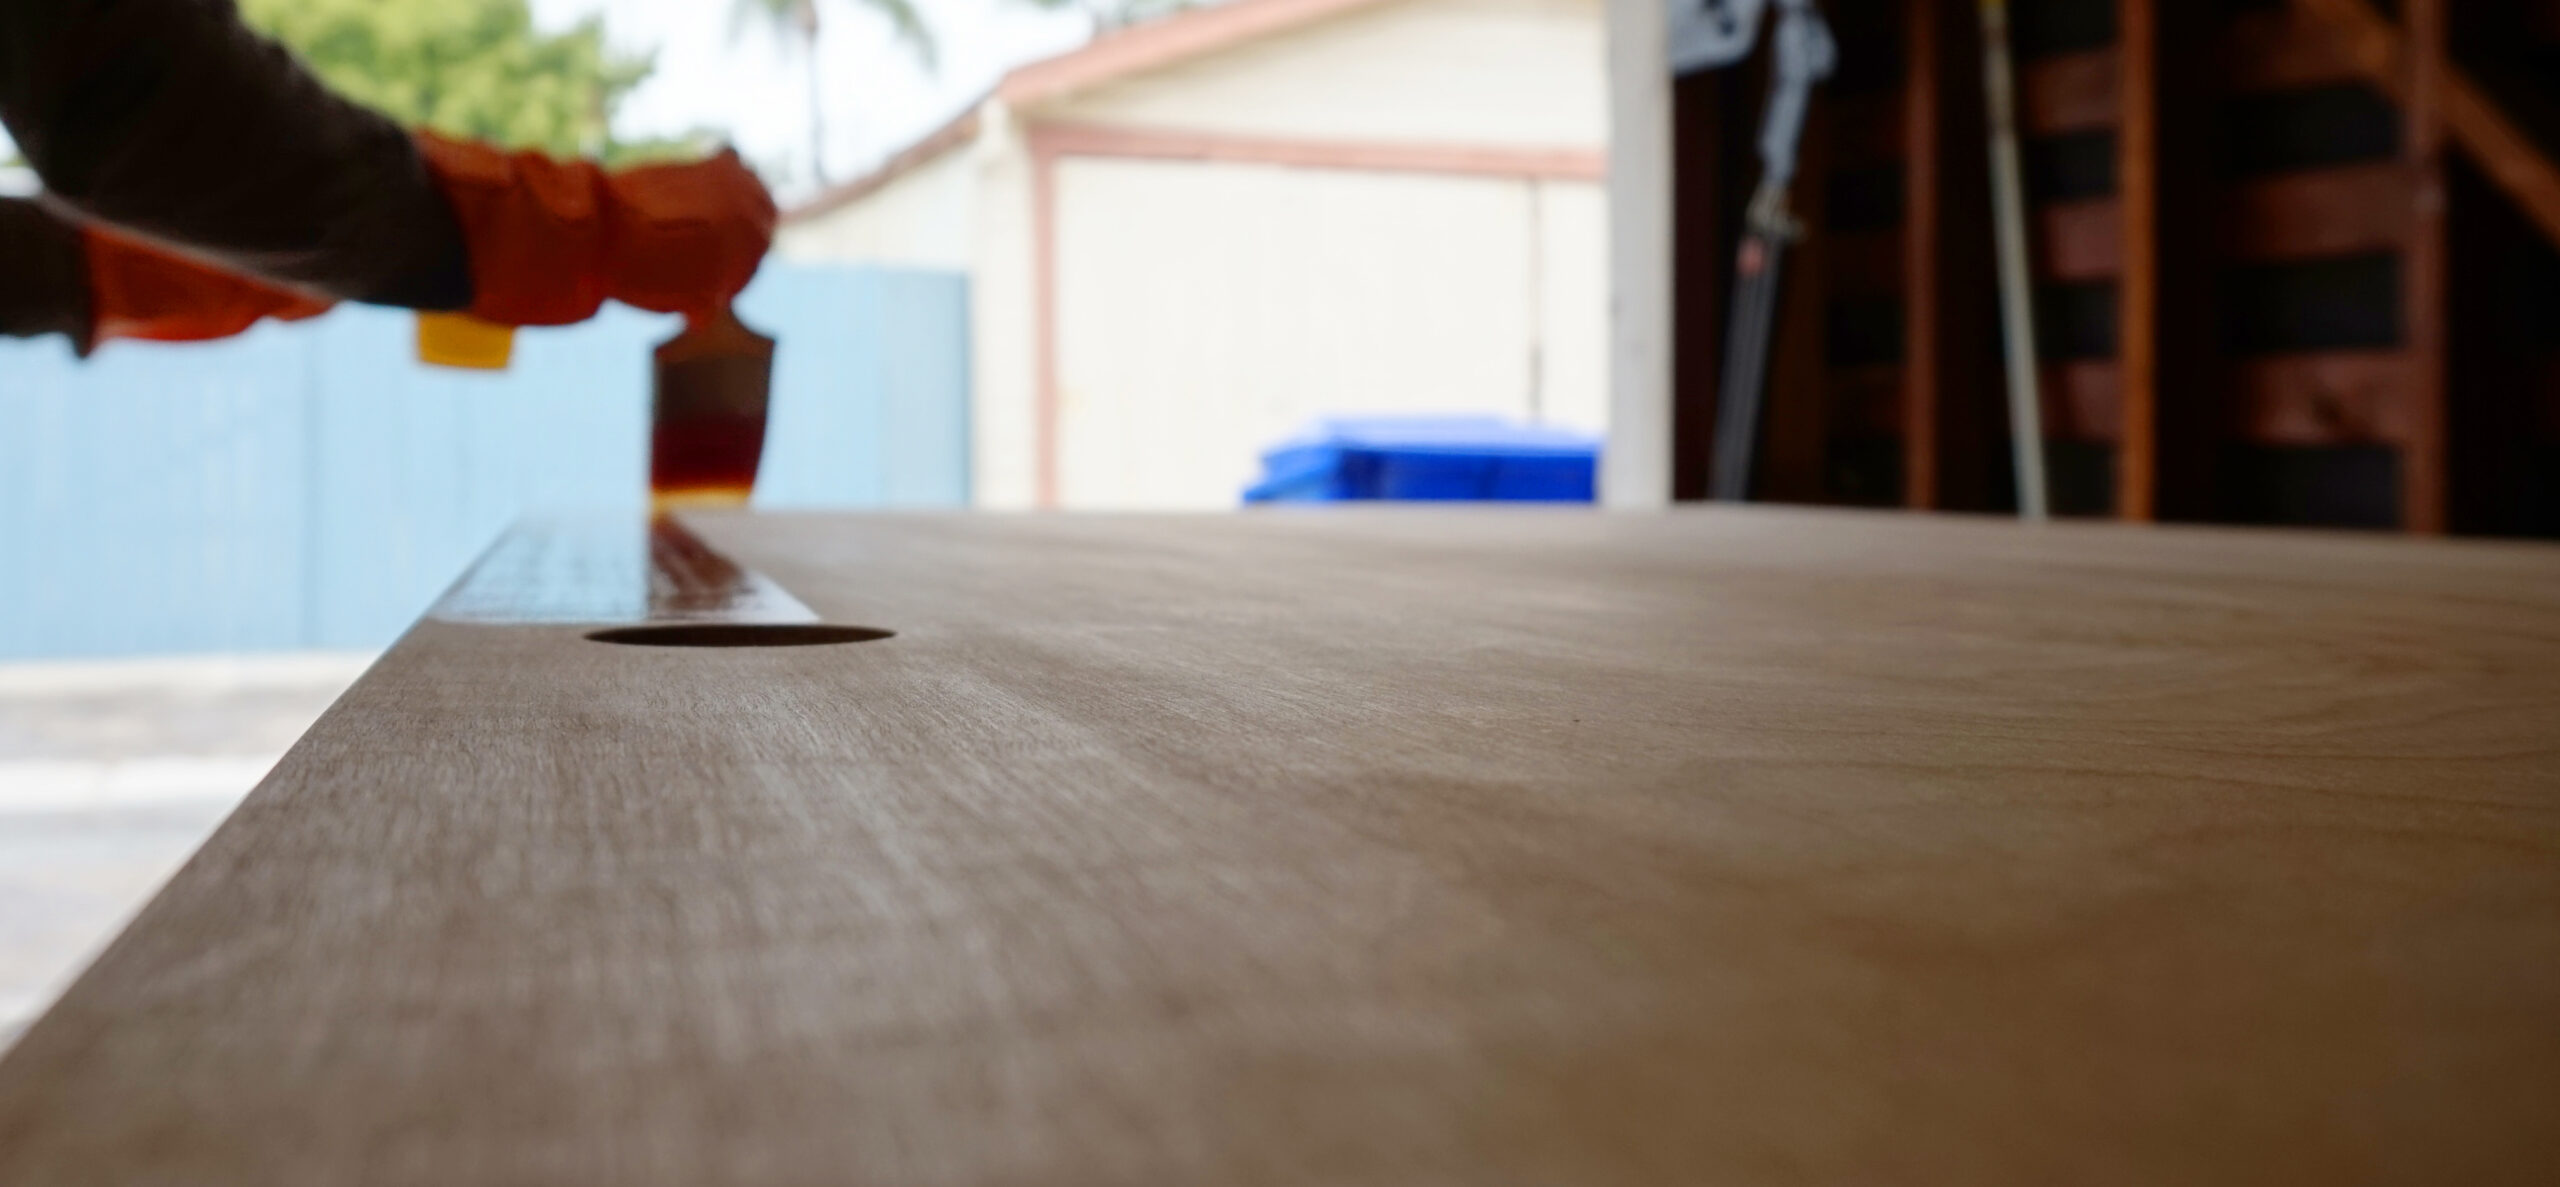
(789, 0), (1409, 224)
(1033, 122), (1606, 182)
(998, 0), (1400, 109)
(1032, 139), (1063, 509)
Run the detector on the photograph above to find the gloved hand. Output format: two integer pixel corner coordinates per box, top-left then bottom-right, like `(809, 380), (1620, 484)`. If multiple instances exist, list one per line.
(85, 225), (335, 347)
(54, 138), (772, 351)
(414, 133), (778, 327)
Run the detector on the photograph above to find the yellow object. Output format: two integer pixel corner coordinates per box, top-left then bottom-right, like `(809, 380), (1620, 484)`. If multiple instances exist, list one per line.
(649, 488), (754, 516)
(415, 312), (517, 370)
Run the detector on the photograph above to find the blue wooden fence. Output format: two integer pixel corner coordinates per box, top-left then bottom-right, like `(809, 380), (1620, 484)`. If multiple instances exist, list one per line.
(0, 263), (969, 660)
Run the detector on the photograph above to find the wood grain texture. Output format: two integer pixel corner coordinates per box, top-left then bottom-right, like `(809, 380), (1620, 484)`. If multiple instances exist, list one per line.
(2, 509), (2557, 1185)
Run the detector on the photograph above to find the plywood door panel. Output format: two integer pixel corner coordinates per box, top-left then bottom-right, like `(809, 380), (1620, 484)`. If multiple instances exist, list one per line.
(0, 509), (2555, 1184)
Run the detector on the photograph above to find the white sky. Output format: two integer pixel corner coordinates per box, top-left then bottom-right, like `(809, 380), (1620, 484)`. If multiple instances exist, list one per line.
(533, 0), (1092, 197)
(2, 0), (1091, 200)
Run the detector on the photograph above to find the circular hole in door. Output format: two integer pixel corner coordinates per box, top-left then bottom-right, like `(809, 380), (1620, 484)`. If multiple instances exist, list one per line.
(584, 624), (894, 648)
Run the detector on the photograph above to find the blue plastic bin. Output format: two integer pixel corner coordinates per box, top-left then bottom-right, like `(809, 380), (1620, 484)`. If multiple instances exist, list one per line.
(1243, 416), (1600, 504)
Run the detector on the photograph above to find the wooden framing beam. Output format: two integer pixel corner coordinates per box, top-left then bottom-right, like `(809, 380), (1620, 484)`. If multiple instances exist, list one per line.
(1830, 165), (2418, 293)
(1900, 0), (1942, 509)
(2288, 0), (2560, 253)
(1842, 352), (2423, 450)
(2117, 0), (2161, 520)
(2401, 0), (2450, 532)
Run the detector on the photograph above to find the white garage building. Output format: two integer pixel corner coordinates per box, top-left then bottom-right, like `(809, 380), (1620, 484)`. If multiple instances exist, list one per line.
(780, 0), (1610, 509)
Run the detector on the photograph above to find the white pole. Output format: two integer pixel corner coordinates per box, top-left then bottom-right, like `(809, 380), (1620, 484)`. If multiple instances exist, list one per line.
(1977, 0), (2050, 520)
(1603, 0), (1676, 508)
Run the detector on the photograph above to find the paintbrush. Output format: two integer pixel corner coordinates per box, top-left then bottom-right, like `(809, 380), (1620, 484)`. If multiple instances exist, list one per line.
(650, 307), (776, 514)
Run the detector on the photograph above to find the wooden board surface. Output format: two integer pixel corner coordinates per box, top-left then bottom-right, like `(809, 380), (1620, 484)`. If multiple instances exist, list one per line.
(2, 508), (2556, 1184)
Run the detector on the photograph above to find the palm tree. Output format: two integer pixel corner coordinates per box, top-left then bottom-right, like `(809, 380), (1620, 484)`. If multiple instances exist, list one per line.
(1011, 0), (1191, 36)
(732, 0), (936, 186)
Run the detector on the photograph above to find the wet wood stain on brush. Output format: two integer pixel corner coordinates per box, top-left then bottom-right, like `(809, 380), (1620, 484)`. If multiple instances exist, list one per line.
(651, 309), (775, 513)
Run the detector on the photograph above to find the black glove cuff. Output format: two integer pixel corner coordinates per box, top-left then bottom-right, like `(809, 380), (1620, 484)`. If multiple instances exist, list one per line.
(0, 196), (95, 354)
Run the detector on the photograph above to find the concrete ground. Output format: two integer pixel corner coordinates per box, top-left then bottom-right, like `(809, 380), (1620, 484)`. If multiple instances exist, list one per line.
(0, 653), (374, 1051)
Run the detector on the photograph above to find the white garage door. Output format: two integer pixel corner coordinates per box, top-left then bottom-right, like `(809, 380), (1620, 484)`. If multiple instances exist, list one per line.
(1053, 157), (1604, 509)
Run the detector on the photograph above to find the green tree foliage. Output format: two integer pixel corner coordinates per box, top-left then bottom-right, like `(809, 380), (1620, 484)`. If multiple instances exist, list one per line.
(237, 0), (709, 165)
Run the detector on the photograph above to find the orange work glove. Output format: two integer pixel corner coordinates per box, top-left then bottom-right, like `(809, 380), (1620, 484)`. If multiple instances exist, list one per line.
(84, 226), (335, 347)
(414, 132), (777, 327)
